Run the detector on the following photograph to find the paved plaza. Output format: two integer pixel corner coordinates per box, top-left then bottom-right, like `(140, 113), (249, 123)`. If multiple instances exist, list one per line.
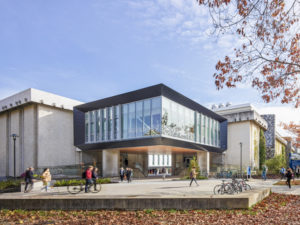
(1, 178), (299, 198)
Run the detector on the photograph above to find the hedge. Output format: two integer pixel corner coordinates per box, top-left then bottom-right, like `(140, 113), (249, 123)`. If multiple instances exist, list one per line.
(54, 178), (111, 187)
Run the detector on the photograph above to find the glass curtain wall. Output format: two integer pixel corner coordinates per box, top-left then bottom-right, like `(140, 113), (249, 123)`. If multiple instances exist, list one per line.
(85, 96), (162, 143)
(85, 96), (220, 147)
(161, 97), (220, 147)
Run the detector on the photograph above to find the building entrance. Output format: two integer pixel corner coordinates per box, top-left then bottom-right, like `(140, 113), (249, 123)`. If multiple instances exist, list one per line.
(148, 153), (172, 176)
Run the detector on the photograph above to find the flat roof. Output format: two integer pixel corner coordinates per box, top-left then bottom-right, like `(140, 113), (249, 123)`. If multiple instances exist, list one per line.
(0, 88), (83, 113)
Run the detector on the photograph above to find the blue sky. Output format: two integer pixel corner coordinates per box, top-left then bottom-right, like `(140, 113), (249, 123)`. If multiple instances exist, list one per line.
(0, 0), (298, 125)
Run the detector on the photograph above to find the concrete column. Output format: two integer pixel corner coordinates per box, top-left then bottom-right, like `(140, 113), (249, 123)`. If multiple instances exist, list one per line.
(102, 149), (120, 177)
(197, 151), (210, 175)
(206, 152), (210, 174)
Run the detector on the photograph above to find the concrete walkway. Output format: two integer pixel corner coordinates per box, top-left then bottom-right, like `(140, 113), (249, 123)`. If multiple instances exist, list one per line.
(1, 178), (299, 198)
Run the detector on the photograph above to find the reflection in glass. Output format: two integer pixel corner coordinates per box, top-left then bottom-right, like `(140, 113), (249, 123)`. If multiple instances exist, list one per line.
(85, 96), (221, 147)
(121, 104), (128, 139)
(151, 97), (161, 135)
(136, 101), (143, 137)
(96, 110), (100, 141)
(113, 106), (119, 140)
(143, 99), (151, 136)
(107, 107), (111, 141)
(89, 111), (95, 142)
(128, 103), (136, 138)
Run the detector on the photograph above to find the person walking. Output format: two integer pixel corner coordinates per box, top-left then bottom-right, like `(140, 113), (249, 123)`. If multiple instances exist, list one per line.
(41, 168), (51, 192)
(162, 167), (166, 181)
(262, 165), (267, 181)
(24, 167), (34, 193)
(280, 167), (286, 180)
(286, 168), (293, 189)
(189, 167), (199, 187)
(92, 167), (98, 190)
(85, 166), (93, 193)
(126, 168), (132, 183)
(120, 167), (125, 182)
(246, 166), (251, 180)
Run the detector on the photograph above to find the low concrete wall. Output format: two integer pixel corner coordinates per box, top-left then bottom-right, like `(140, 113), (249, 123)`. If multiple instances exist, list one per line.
(0, 188), (271, 210)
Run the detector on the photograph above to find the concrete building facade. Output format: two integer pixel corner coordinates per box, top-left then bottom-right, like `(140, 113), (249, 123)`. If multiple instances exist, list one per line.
(0, 88), (83, 178)
(213, 104), (268, 171)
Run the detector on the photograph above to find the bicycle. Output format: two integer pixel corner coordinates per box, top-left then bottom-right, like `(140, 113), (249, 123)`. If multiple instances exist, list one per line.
(239, 179), (252, 191)
(228, 178), (243, 194)
(213, 180), (233, 195)
(67, 180), (101, 194)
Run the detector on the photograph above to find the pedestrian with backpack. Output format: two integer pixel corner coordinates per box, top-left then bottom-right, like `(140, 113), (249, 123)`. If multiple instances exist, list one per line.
(24, 167), (34, 193)
(189, 167), (199, 187)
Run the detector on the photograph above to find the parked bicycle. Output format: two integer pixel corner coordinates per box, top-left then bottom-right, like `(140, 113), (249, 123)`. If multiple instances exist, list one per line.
(67, 181), (101, 194)
(213, 178), (252, 195)
(239, 179), (252, 191)
(213, 180), (233, 195)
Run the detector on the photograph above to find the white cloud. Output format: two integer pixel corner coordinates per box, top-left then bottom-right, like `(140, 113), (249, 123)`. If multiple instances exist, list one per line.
(152, 63), (204, 82)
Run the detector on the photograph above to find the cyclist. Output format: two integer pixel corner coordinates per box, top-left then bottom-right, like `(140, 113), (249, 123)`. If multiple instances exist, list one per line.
(85, 166), (93, 193)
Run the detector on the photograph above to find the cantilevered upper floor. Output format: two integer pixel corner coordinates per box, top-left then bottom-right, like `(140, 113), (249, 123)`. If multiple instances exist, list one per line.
(74, 84), (228, 153)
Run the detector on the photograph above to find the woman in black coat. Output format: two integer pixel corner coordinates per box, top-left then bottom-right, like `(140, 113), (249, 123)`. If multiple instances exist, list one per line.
(286, 168), (293, 189)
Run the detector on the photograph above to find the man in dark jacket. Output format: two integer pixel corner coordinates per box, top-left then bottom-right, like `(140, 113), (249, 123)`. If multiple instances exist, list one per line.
(286, 168), (293, 189)
(120, 167), (125, 182)
(24, 167), (34, 193)
(126, 168), (132, 183)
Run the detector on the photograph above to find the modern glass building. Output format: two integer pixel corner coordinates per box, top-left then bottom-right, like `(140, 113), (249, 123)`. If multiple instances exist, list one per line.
(74, 84), (227, 177)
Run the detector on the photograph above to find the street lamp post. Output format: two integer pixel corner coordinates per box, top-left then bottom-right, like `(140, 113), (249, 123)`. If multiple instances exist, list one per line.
(240, 142), (243, 178)
(10, 134), (19, 179)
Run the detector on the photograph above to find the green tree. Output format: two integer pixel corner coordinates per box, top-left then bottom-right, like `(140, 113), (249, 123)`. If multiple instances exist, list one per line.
(281, 146), (286, 168)
(266, 155), (286, 174)
(259, 129), (266, 170)
(188, 156), (200, 174)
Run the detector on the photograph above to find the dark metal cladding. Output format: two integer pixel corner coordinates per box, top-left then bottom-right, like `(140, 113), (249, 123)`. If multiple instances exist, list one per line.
(76, 136), (224, 153)
(73, 108), (85, 146)
(220, 120), (228, 150)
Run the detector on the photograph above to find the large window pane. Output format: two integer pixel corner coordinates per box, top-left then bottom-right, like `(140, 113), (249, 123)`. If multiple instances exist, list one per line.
(136, 101), (143, 137)
(202, 115), (206, 144)
(207, 117), (210, 145)
(107, 107), (113, 141)
(96, 110), (100, 141)
(128, 102), (136, 138)
(151, 97), (161, 135)
(101, 109), (107, 141)
(113, 106), (120, 140)
(198, 113), (202, 143)
(121, 104), (128, 139)
(89, 111), (95, 142)
(143, 99), (151, 136)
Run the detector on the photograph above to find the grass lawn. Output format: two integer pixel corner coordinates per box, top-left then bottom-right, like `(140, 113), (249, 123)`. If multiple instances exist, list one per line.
(1, 193), (300, 224)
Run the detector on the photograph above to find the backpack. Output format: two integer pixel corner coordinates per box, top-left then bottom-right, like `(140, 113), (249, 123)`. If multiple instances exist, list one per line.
(82, 171), (86, 179)
(190, 171), (193, 179)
